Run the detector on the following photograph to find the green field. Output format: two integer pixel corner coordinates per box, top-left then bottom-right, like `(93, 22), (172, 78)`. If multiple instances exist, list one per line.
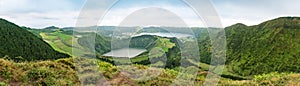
(39, 31), (90, 56)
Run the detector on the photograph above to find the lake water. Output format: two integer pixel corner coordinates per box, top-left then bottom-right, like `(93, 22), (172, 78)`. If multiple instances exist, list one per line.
(104, 33), (192, 58)
(132, 33), (193, 38)
(103, 48), (146, 58)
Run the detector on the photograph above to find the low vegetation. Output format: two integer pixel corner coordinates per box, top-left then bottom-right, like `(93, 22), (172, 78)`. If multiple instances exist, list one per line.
(0, 57), (299, 86)
(0, 58), (79, 86)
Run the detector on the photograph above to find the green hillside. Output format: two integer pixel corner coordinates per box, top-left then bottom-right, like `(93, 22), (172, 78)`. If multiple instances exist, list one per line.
(225, 17), (300, 76)
(0, 18), (69, 61)
(23, 17), (300, 77)
(78, 33), (111, 55)
(1, 17), (300, 85)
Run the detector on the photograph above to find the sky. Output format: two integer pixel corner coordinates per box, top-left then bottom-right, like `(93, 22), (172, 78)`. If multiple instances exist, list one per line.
(1, 0), (300, 28)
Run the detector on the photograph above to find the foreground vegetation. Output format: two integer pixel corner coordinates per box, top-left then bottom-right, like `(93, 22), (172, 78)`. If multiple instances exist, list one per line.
(0, 58), (299, 86)
(0, 58), (79, 86)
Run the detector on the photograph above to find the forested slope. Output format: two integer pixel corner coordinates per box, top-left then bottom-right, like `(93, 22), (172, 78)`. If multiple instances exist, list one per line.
(225, 17), (300, 76)
(0, 18), (69, 61)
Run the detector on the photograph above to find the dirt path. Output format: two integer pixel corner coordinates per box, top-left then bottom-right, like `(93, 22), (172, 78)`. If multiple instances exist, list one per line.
(107, 72), (136, 86)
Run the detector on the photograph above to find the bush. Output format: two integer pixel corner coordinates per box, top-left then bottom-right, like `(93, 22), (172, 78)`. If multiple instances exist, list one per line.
(254, 72), (291, 85)
(27, 67), (56, 85)
(254, 72), (289, 81)
(0, 82), (9, 86)
(0, 58), (80, 86)
(55, 58), (75, 69)
(27, 67), (55, 80)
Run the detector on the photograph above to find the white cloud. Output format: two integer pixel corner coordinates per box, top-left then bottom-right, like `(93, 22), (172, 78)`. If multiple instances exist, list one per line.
(1, 0), (300, 28)
(0, 0), (77, 13)
(0, 0), (82, 28)
(99, 4), (204, 27)
(0, 11), (80, 28)
(211, 0), (300, 26)
(0, 0), (206, 28)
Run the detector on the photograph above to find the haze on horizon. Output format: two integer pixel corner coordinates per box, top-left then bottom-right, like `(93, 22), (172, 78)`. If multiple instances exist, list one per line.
(1, 0), (300, 28)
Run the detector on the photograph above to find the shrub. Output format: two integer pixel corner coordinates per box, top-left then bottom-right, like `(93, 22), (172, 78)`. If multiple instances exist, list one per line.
(254, 72), (291, 85)
(254, 72), (289, 81)
(0, 82), (9, 86)
(27, 67), (57, 85)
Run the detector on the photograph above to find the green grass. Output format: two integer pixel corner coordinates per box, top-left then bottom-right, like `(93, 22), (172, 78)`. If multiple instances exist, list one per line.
(155, 38), (175, 52)
(40, 31), (90, 56)
(52, 31), (73, 45)
(40, 33), (66, 53)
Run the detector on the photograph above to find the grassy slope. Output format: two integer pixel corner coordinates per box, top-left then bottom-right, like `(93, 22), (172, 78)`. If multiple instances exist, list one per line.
(40, 32), (72, 54)
(39, 31), (89, 56)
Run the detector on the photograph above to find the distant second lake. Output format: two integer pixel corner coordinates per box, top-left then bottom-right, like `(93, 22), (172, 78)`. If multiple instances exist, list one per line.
(102, 48), (146, 58)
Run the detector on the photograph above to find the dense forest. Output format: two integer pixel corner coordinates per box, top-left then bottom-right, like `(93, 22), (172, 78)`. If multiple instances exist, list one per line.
(225, 17), (300, 76)
(0, 18), (69, 61)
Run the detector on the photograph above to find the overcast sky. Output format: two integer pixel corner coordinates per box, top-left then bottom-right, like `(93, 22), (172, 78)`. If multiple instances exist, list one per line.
(1, 0), (300, 28)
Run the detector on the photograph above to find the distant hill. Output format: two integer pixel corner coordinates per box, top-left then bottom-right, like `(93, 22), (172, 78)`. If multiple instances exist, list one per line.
(0, 18), (69, 61)
(225, 17), (300, 76)
(44, 26), (60, 30)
